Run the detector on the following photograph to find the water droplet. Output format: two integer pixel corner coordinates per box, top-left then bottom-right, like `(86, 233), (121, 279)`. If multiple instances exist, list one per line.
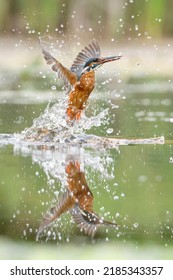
(106, 128), (114, 134)
(169, 157), (173, 163)
(135, 25), (138, 31)
(51, 86), (56, 91)
(133, 223), (139, 228)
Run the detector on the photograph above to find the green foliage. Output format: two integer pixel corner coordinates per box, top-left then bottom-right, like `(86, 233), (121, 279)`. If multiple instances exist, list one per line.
(0, 0), (173, 38)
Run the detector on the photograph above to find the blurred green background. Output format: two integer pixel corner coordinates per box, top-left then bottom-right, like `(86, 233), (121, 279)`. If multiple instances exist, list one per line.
(0, 0), (173, 91)
(0, 0), (173, 38)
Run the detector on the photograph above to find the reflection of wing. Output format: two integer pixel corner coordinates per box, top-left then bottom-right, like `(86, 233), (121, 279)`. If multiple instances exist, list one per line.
(70, 41), (101, 77)
(36, 190), (74, 240)
(42, 49), (77, 90)
(70, 206), (98, 237)
(71, 205), (118, 238)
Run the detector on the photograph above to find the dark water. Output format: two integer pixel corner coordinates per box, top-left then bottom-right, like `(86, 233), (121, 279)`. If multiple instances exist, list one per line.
(0, 86), (173, 258)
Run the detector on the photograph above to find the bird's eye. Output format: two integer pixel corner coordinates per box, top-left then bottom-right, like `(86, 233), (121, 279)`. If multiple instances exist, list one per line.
(91, 64), (97, 69)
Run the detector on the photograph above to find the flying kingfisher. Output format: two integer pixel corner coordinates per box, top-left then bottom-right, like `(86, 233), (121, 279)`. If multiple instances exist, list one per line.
(42, 40), (121, 123)
(36, 160), (118, 239)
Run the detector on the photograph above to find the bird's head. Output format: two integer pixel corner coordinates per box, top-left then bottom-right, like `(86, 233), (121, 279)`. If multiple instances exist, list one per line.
(81, 55), (122, 75)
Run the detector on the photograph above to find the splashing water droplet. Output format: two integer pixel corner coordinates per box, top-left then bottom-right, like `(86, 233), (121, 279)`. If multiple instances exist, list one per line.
(106, 128), (114, 134)
(133, 223), (139, 228)
(51, 86), (56, 91)
(169, 157), (173, 163)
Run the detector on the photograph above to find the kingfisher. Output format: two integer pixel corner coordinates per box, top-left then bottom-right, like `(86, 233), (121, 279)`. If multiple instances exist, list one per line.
(36, 160), (118, 239)
(42, 40), (121, 123)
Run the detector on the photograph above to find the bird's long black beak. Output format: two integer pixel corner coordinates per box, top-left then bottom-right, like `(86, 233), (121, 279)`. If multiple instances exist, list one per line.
(97, 55), (122, 65)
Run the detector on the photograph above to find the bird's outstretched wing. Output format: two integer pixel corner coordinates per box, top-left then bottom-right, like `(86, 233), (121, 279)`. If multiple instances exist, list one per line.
(71, 205), (118, 238)
(70, 40), (101, 77)
(70, 206), (98, 237)
(36, 190), (74, 240)
(42, 49), (77, 90)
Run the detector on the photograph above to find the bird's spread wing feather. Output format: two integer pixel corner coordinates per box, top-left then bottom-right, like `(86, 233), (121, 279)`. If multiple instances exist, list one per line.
(70, 205), (118, 238)
(42, 49), (77, 90)
(70, 206), (98, 237)
(36, 190), (74, 240)
(70, 40), (101, 77)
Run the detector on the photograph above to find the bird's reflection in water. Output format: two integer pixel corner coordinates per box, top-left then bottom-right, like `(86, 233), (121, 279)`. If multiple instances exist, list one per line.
(36, 156), (118, 240)
(14, 143), (118, 240)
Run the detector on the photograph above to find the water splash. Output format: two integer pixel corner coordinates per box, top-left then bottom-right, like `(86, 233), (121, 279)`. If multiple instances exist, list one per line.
(21, 94), (110, 142)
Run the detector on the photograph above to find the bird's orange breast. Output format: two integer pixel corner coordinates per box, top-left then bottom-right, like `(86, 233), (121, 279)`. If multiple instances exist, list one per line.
(67, 71), (95, 121)
(66, 161), (94, 212)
